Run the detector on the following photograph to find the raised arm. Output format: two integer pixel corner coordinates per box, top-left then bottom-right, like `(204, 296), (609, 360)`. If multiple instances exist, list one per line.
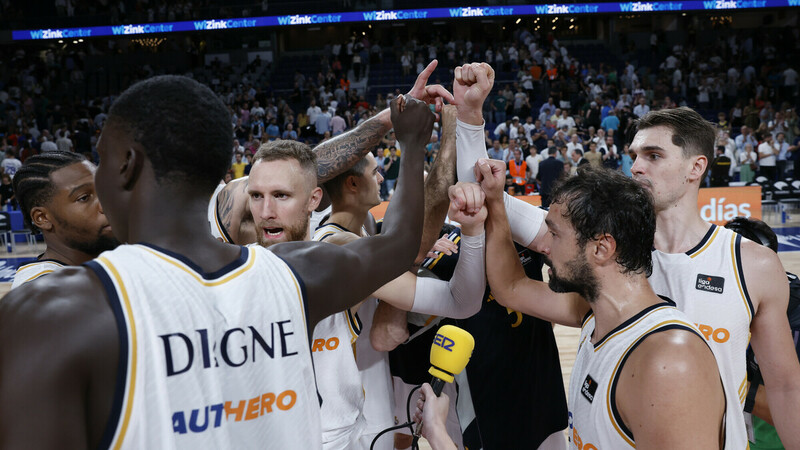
(413, 104), (458, 269)
(479, 158), (588, 327)
(315, 60), (453, 184)
(371, 182), (486, 319)
(272, 97), (433, 328)
(452, 62), (548, 250)
(744, 241), (800, 448)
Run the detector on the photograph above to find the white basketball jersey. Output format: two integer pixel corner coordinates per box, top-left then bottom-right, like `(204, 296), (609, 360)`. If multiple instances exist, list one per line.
(568, 304), (711, 449)
(312, 223), (367, 449)
(11, 259), (64, 289)
(649, 224), (750, 449)
(85, 244), (321, 449)
(208, 182), (230, 243)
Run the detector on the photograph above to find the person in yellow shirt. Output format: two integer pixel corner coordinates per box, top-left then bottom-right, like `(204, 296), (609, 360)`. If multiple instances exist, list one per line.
(232, 151), (247, 178)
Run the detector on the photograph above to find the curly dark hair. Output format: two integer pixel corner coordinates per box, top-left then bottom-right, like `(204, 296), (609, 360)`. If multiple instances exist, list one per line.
(550, 165), (656, 276)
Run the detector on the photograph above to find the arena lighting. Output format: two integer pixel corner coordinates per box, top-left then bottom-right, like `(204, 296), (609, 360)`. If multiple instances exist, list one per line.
(11, 0), (799, 41)
(516, 17), (522, 23)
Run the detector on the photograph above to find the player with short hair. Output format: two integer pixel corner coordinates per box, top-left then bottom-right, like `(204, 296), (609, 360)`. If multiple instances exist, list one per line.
(630, 107), (800, 448)
(0, 75), (432, 448)
(481, 163), (726, 448)
(10, 151), (119, 289)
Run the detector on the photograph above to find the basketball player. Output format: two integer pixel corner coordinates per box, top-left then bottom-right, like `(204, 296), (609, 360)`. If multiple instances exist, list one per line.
(313, 153), (486, 449)
(0, 76), (433, 448)
(446, 61), (569, 449)
(10, 151), (119, 289)
(211, 59), (454, 247)
(630, 107), (800, 448)
(482, 164), (726, 448)
(455, 63), (800, 448)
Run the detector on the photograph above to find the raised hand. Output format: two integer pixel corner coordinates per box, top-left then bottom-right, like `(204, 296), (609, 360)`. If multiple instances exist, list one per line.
(448, 182), (487, 236)
(453, 62), (495, 124)
(474, 158), (507, 203)
(407, 60), (455, 113)
(391, 95), (435, 151)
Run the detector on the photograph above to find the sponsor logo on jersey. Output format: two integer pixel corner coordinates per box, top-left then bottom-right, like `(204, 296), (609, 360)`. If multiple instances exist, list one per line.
(172, 389), (297, 434)
(581, 374), (598, 403)
(696, 273), (725, 294)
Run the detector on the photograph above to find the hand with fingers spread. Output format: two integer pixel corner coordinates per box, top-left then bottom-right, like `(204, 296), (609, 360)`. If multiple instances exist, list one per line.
(413, 383), (457, 450)
(426, 234), (459, 258)
(453, 62), (495, 125)
(391, 95), (436, 151)
(447, 182), (487, 236)
(407, 60), (455, 113)
(474, 158), (507, 204)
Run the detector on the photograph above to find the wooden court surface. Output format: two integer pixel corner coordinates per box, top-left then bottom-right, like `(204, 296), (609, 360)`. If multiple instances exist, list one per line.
(2, 217), (799, 449)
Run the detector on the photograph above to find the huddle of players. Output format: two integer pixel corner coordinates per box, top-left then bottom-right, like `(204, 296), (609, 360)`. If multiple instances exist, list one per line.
(1, 60), (798, 450)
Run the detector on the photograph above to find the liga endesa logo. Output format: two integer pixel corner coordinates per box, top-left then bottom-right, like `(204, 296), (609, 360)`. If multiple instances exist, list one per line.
(698, 186), (761, 224)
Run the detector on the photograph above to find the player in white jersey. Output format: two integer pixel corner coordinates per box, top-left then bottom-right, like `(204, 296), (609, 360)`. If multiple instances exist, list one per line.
(480, 165), (726, 448)
(10, 151), (119, 289)
(310, 143), (486, 449)
(11, 259), (64, 289)
(452, 62), (800, 448)
(629, 107), (800, 448)
(211, 60), (453, 248)
(0, 76), (434, 448)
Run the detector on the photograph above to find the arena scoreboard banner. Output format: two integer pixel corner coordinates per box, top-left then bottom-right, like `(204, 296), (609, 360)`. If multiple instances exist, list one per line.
(369, 185), (761, 225)
(12, 0), (800, 41)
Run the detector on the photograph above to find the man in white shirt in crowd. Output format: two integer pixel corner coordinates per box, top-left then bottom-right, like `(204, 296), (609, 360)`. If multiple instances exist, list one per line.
(633, 97), (650, 118)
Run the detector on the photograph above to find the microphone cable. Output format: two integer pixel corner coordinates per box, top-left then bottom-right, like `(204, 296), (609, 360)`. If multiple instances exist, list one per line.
(370, 384), (423, 450)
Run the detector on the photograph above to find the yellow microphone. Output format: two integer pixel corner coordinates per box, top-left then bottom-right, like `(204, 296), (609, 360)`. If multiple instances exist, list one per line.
(413, 325), (475, 440)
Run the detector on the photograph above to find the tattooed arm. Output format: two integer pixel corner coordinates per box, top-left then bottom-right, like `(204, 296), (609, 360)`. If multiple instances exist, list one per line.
(314, 60), (454, 185)
(214, 177), (255, 245)
(314, 109), (392, 184)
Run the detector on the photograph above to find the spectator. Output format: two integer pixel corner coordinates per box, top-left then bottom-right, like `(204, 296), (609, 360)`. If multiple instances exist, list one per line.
(383, 146), (400, 195)
(1, 149), (22, 179)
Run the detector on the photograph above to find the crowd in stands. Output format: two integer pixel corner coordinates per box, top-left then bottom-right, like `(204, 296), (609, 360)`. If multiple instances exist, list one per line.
(0, 21), (798, 202)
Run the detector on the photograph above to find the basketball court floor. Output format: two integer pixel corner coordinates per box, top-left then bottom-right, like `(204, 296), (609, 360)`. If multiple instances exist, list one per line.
(1, 208), (797, 449)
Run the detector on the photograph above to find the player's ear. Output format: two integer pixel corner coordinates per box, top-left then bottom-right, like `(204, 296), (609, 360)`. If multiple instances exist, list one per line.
(308, 186), (323, 212)
(591, 233), (617, 266)
(687, 154), (708, 183)
(347, 174), (360, 193)
(121, 145), (145, 191)
(31, 207), (53, 232)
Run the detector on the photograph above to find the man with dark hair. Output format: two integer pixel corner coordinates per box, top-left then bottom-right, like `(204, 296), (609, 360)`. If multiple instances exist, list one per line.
(481, 163), (727, 448)
(0, 75), (433, 448)
(10, 151), (119, 289)
(630, 106), (800, 447)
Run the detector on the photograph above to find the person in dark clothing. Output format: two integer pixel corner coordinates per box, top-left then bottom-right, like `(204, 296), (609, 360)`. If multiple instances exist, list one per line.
(709, 145), (732, 187)
(536, 147), (564, 207)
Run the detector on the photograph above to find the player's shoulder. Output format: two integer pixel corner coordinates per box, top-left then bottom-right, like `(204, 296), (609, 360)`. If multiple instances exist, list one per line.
(3, 266), (108, 321)
(625, 325), (713, 381)
(1, 265), (115, 354)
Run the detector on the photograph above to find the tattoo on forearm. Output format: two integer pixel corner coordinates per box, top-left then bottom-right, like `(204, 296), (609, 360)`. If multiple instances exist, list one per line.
(217, 187), (235, 233)
(314, 118), (389, 183)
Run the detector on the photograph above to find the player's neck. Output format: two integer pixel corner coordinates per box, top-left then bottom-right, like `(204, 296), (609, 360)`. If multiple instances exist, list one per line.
(40, 237), (94, 266)
(653, 195), (710, 254)
(327, 209), (367, 236)
(131, 190), (232, 262)
(590, 275), (664, 344)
